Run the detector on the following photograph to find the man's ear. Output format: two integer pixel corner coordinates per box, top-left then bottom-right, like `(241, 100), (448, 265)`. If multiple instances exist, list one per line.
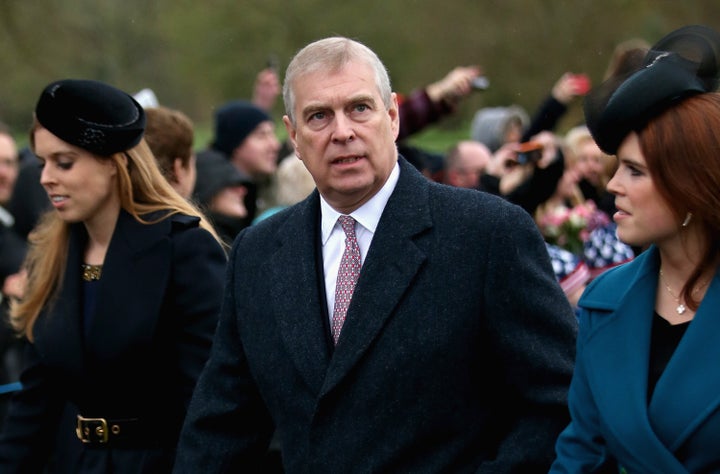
(283, 115), (300, 159)
(169, 157), (184, 184)
(388, 92), (400, 141)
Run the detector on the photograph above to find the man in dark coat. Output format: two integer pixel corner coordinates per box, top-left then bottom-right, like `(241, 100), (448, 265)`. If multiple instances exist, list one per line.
(174, 36), (578, 473)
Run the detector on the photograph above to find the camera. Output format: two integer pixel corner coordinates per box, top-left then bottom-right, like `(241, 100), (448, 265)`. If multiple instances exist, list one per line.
(471, 76), (490, 91)
(516, 141), (543, 165)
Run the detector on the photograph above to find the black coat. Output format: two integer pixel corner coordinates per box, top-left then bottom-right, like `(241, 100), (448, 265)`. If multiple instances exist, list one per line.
(174, 158), (578, 473)
(0, 210), (226, 473)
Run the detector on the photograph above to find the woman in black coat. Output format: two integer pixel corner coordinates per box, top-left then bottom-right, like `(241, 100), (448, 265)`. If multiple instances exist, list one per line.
(0, 79), (226, 473)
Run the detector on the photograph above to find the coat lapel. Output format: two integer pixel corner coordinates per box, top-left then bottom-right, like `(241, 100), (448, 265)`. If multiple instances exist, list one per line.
(270, 194), (332, 393)
(649, 270), (720, 451)
(320, 159), (432, 397)
(582, 249), (689, 471)
(85, 211), (172, 360)
(34, 225), (87, 376)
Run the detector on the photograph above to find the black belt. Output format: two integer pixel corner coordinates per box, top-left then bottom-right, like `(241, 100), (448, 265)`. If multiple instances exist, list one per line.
(75, 415), (145, 446)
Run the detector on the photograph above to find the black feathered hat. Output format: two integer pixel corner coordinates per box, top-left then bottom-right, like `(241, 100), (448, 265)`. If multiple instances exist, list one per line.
(35, 79), (146, 156)
(584, 25), (720, 155)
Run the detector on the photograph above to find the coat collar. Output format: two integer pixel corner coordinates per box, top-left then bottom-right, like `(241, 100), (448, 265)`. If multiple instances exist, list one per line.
(267, 158), (433, 396)
(580, 247), (720, 470)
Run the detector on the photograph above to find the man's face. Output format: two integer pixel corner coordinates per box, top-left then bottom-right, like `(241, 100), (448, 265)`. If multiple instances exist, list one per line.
(448, 142), (490, 189)
(231, 121), (281, 178)
(0, 134), (19, 205)
(283, 59), (399, 214)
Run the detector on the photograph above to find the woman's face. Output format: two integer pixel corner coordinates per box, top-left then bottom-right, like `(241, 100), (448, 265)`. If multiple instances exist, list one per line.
(35, 127), (121, 226)
(606, 132), (677, 248)
(209, 185), (248, 218)
(576, 139), (605, 186)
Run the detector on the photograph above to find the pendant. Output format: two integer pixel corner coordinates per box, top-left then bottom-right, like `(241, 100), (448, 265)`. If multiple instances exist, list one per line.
(676, 304), (686, 315)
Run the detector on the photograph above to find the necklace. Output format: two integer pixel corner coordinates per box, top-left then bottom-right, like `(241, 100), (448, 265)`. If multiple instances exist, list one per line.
(658, 269), (704, 315)
(81, 263), (103, 282)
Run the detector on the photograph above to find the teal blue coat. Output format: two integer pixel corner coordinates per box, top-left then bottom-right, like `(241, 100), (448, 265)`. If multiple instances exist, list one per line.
(551, 246), (720, 473)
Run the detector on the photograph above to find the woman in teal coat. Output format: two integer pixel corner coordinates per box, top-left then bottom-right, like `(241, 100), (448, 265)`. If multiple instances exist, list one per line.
(0, 79), (226, 473)
(551, 25), (720, 473)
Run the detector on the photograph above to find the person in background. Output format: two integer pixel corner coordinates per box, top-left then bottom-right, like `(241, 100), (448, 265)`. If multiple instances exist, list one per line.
(442, 136), (589, 310)
(6, 150), (49, 241)
(144, 106), (197, 200)
(563, 124), (616, 218)
(442, 139), (492, 189)
(470, 104), (529, 154)
(0, 123), (26, 421)
(551, 24), (720, 473)
(534, 136), (634, 283)
(174, 35), (577, 473)
(198, 100), (281, 224)
(602, 37), (651, 81)
(0, 79), (227, 473)
(0, 125), (19, 216)
(252, 154), (315, 224)
(482, 129), (565, 216)
(473, 71), (590, 217)
(546, 242), (591, 312)
(192, 150), (251, 247)
(396, 64), (483, 177)
(251, 62), (282, 113)
(398, 65), (482, 141)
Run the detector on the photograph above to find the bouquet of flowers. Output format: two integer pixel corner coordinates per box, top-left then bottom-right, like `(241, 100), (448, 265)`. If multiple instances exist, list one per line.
(537, 201), (610, 255)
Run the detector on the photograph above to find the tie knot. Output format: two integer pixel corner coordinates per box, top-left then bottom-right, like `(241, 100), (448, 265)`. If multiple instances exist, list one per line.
(338, 215), (356, 237)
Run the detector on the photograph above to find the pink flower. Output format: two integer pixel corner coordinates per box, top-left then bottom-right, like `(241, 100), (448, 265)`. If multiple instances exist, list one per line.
(538, 201), (608, 255)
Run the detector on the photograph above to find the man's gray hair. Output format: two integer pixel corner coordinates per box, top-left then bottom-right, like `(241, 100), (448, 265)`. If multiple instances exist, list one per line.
(282, 37), (392, 126)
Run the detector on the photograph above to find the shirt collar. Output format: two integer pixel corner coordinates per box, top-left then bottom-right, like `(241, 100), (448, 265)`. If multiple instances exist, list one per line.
(321, 161), (400, 244)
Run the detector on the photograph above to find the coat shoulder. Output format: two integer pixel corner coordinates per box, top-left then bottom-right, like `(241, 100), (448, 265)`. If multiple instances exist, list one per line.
(168, 213), (201, 231)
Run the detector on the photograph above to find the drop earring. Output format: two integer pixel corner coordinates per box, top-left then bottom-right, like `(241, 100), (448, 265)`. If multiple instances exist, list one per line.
(682, 212), (693, 227)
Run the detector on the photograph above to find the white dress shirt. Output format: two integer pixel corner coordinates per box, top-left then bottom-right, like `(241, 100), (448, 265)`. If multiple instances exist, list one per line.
(320, 161), (400, 323)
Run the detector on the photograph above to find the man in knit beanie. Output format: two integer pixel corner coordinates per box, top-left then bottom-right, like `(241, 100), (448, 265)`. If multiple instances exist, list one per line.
(199, 100), (281, 222)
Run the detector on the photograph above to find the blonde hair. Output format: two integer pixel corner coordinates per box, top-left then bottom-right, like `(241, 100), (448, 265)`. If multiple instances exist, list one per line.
(12, 133), (221, 341)
(563, 125), (616, 190)
(275, 156), (316, 206)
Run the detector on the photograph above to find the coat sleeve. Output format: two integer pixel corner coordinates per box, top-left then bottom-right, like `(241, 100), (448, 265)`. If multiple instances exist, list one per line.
(169, 222), (228, 408)
(477, 202), (579, 472)
(0, 343), (65, 472)
(173, 230), (274, 473)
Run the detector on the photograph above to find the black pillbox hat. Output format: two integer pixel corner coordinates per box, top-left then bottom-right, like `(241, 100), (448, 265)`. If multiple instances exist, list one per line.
(584, 25), (720, 155)
(35, 79), (146, 156)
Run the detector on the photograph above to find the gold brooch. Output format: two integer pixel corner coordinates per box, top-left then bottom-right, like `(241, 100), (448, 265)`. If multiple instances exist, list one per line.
(81, 264), (103, 282)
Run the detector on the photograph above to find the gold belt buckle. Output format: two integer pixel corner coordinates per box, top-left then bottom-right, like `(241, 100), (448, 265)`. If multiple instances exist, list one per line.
(76, 415), (109, 444)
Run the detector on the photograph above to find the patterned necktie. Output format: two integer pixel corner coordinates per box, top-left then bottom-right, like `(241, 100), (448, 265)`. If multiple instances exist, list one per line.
(332, 215), (361, 344)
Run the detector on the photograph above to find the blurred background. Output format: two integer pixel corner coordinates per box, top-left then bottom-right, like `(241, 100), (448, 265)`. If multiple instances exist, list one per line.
(1, 0), (718, 150)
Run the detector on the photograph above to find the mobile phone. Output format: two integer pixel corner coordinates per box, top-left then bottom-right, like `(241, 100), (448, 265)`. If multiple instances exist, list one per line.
(471, 76), (490, 91)
(571, 73), (591, 95)
(266, 55), (279, 72)
(516, 141), (543, 165)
